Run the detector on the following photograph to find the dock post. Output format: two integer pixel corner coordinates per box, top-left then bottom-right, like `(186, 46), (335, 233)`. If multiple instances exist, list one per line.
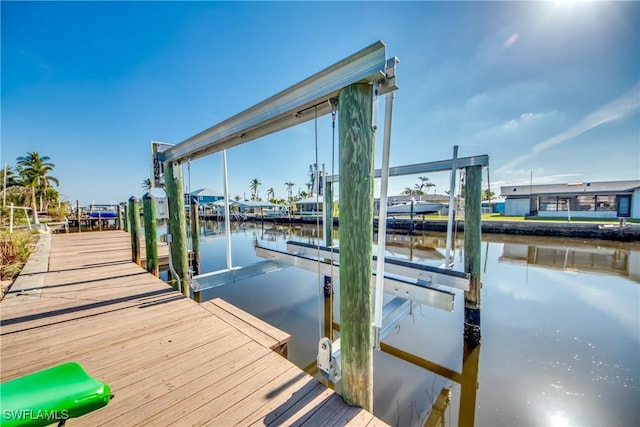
(190, 198), (200, 275)
(463, 165), (482, 345)
(164, 162), (190, 297)
(123, 203), (128, 232)
(117, 203), (123, 230)
(76, 200), (81, 233)
(128, 196), (141, 266)
(143, 192), (159, 277)
(338, 82), (375, 411)
(323, 180), (333, 298)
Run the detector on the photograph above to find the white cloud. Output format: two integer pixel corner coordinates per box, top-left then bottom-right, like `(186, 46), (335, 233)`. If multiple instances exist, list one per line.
(502, 112), (546, 130)
(497, 81), (640, 174)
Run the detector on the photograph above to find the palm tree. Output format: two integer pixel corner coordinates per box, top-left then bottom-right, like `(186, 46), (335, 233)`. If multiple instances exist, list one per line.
(482, 189), (495, 201)
(402, 187), (414, 196)
(417, 176), (436, 195)
(308, 164), (317, 196)
(284, 182), (295, 202)
(1, 166), (19, 188)
(16, 152), (58, 221)
(267, 187), (275, 202)
(250, 178), (261, 201)
(234, 195), (241, 201)
(141, 178), (152, 193)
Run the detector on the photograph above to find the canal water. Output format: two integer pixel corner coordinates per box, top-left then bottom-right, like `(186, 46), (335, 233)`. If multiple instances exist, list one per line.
(183, 220), (639, 426)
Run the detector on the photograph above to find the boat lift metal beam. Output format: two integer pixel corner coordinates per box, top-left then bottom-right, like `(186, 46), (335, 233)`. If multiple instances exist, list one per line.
(325, 154), (489, 183)
(318, 295), (413, 383)
(159, 41), (396, 164)
(255, 246), (455, 311)
(285, 240), (469, 291)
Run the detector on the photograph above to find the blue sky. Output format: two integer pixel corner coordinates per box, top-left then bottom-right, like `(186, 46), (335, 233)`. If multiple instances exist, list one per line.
(2, 1), (638, 205)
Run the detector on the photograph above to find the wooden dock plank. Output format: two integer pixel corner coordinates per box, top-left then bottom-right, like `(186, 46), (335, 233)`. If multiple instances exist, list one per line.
(203, 298), (290, 352)
(0, 231), (387, 426)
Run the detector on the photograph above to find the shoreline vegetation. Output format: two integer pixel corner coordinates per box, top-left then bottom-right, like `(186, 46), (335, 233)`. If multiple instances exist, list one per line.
(0, 230), (37, 300)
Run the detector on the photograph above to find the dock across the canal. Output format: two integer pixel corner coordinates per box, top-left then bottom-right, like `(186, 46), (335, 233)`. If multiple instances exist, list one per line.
(0, 230), (387, 426)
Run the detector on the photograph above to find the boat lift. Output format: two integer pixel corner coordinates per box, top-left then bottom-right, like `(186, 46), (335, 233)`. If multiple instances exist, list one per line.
(154, 40), (488, 387)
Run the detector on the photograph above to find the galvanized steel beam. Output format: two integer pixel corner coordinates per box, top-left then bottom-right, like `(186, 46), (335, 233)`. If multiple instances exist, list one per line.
(326, 154), (490, 183)
(160, 41), (390, 164)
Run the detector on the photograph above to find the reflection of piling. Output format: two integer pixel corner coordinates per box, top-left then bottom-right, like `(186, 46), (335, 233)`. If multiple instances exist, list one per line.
(190, 199), (200, 275)
(143, 193), (159, 277)
(164, 162), (189, 297)
(128, 196), (141, 266)
(464, 165), (482, 345)
(459, 342), (481, 427)
(338, 82), (374, 411)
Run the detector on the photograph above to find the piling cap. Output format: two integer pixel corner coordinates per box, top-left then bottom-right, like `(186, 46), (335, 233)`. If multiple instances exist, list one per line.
(143, 192), (154, 200)
(129, 196), (138, 203)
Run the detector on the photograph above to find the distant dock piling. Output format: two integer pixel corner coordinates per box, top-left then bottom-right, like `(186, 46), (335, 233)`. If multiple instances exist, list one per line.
(128, 196), (141, 266)
(117, 203), (123, 231)
(143, 193), (159, 277)
(76, 200), (81, 233)
(190, 198), (200, 276)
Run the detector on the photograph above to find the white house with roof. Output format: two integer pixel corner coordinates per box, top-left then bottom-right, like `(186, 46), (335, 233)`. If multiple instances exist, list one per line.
(500, 180), (640, 218)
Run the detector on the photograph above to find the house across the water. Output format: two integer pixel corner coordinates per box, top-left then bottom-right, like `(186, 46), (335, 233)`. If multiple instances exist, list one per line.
(500, 180), (640, 219)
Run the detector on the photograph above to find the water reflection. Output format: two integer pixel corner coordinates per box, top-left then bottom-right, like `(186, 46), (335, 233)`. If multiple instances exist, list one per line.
(499, 238), (640, 283)
(191, 221), (640, 426)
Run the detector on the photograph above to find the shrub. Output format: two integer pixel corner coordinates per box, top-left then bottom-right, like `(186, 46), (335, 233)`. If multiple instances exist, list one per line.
(0, 231), (35, 280)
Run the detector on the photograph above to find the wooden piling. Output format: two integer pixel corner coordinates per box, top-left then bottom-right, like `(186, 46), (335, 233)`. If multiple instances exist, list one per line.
(323, 181), (334, 298)
(190, 198), (200, 276)
(128, 196), (141, 266)
(117, 203), (123, 231)
(338, 82), (374, 411)
(324, 182), (333, 247)
(143, 192), (159, 277)
(123, 203), (128, 232)
(76, 200), (81, 233)
(164, 162), (190, 297)
(463, 165), (482, 345)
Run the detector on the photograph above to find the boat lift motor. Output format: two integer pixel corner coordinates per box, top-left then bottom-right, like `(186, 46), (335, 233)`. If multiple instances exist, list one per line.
(317, 337), (341, 382)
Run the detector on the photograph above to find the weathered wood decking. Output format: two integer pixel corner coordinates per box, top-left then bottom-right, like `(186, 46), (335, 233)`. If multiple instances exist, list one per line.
(0, 230), (387, 426)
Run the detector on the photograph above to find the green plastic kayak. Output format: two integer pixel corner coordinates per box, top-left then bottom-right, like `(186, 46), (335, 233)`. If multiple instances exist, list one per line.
(0, 362), (112, 427)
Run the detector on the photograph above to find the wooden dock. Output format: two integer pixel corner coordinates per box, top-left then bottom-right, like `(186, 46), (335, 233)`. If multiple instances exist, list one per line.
(1, 230), (387, 426)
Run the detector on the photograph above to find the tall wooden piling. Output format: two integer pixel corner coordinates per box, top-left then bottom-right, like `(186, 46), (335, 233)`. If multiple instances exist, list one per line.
(143, 192), (159, 277)
(128, 196), (141, 266)
(190, 198), (200, 276)
(464, 165), (482, 345)
(164, 162), (190, 297)
(338, 82), (375, 411)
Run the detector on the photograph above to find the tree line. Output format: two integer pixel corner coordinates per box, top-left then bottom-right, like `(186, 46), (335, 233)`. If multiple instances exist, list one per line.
(1, 152), (61, 215)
